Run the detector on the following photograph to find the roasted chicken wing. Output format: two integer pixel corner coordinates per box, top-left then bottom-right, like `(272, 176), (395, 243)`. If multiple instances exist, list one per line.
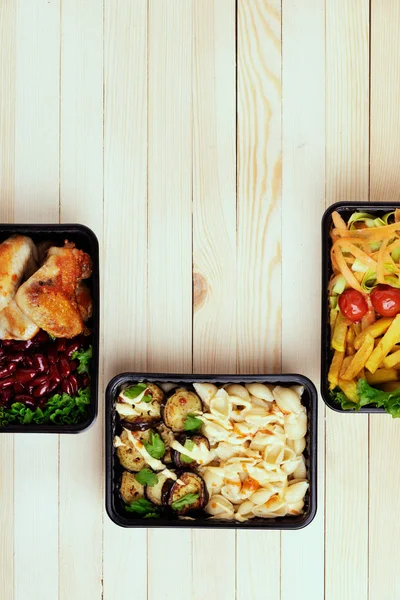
(15, 243), (92, 338)
(0, 235), (38, 311)
(0, 299), (39, 340)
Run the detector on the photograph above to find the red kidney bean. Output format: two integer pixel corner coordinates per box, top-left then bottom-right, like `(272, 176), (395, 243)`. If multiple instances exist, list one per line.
(34, 330), (50, 343)
(0, 377), (15, 389)
(14, 368), (36, 384)
(0, 389), (12, 406)
(47, 346), (58, 364)
(9, 352), (25, 364)
(58, 356), (71, 378)
(31, 375), (48, 387)
(56, 338), (67, 352)
(80, 374), (90, 388)
(13, 382), (25, 394)
(47, 380), (59, 393)
(61, 379), (72, 394)
(14, 394), (36, 408)
(0, 348), (6, 360)
(68, 374), (79, 395)
(1, 340), (14, 348)
(0, 363), (17, 379)
(66, 341), (81, 358)
(49, 364), (62, 385)
(69, 360), (78, 372)
(24, 356), (34, 368)
(32, 354), (49, 373)
(33, 381), (49, 398)
(26, 384), (35, 395)
(12, 340), (34, 351)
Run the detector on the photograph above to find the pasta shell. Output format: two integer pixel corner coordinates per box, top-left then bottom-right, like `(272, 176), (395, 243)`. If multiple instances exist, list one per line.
(281, 458), (301, 475)
(202, 467), (224, 496)
(210, 393), (230, 419)
(285, 481), (309, 504)
(205, 495), (234, 516)
(293, 456), (307, 479)
(237, 500), (255, 516)
(250, 395), (273, 410)
(287, 500), (304, 515)
(284, 412), (307, 440)
(225, 384), (250, 400)
(214, 442), (239, 461)
(221, 478), (245, 503)
(193, 383), (218, 405)
(290, 384), (304, 397)
(273, 386), (303, 414)
(245, 383), (274, 402)
(288, 436), (307, 455)
(202, 421), (230, 444)
(250, 486), (276, 506)
(247, 466), (271, 487)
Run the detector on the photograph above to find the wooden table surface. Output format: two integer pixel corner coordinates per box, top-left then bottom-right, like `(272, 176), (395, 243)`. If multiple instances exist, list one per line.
(0, 1), (399, 599)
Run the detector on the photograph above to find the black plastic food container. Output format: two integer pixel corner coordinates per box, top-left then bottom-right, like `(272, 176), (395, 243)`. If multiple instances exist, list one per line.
(106, 373), (317, 530)
(0, 224), (99, 433)
(321, 201), (400, 413)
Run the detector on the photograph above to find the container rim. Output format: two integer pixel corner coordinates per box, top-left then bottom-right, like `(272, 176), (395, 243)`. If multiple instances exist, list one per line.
(0, 223), (100, 434)
(320, 201), (400, 413)
(105, 372), (318, 530)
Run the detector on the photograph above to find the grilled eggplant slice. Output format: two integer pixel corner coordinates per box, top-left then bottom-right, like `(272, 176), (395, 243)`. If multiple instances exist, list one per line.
(162, 389), (203, 432)
(145, 472), (172, 506)
(161, 477), (175, 505)
(173, 434), (210, 469)
(156, 423), (175, 464)
(120, 471), (145, 505)
(118, 383), (164, 430)
(116, 429), (150, 472)
(167, 472), (208, 515)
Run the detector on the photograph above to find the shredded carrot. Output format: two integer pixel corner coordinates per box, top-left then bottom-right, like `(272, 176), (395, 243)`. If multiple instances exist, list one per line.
(333, 221), (400, 242)
(332, 211), (348, 230)
(377, 238), (389, 284)
(333, 246), (364, 292)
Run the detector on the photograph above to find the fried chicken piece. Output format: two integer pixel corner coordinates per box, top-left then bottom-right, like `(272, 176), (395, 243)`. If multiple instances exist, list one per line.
(75, 282), (93, 322)
(0, 299), (39, 340)
(15, 243), (92, 338)
(0, 235), (38, 311)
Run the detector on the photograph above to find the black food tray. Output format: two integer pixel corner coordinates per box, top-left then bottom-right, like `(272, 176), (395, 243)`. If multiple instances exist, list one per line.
(321, 201), (400, 413)
(106, 373), (318, 530)
(0, 224), (99, 433)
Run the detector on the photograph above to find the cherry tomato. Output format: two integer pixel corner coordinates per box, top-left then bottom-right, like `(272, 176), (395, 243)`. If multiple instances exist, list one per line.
(338, 289), (368, 322)
(371, 284), (400, 317)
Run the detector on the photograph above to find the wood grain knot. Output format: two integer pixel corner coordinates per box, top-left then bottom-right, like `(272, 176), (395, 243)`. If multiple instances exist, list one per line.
(193, 272), (208, 312)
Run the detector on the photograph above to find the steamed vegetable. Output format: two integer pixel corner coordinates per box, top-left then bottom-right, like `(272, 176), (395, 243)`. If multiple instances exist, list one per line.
(120, 471), (145, 504)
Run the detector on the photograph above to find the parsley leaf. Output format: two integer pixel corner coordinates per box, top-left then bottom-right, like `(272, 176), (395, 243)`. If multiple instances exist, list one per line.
(71, 345), (92, 374)
(143, 431), (165, 459)
(184, 413), (202, 432)
(125, 498), (160, 517)
(122, 383), (147, 399)
(171, 493), (199, 511)
(0, 388), (91, 427)
(181, 439), (195, 464)
(141, 395), (153, 403)
(135, 468), (159, 487)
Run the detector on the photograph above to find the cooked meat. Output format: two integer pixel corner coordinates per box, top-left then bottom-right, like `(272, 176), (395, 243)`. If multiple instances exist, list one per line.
(0, 235), (38, 311)
(0, 299), (39, 340)
(15, 243), (92, 338)
(75, 282), (93, 322)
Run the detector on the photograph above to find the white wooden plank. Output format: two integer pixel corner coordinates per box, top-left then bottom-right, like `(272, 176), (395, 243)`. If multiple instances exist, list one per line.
(0, 2), (16, 598)
(58, 0), (103, 598)
(236, 1), (282, 598)
(281, 1), (325, 597)
(103, 2), (148, 599)
(13, 1), (60, 599)
(370, 1), (400, 597)
(147, 2), (193, 600)
(192, 1), (236, 599)
(325, 1), (370, 599)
